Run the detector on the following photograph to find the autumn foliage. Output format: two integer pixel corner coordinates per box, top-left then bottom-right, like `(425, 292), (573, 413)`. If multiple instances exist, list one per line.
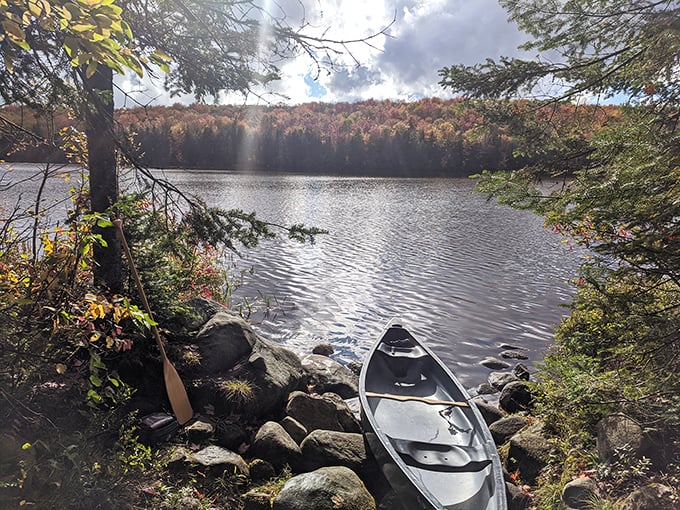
(1, 98), (620, 176)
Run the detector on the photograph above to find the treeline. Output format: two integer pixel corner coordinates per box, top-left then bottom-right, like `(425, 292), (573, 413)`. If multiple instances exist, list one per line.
(1, 98), (619, 176)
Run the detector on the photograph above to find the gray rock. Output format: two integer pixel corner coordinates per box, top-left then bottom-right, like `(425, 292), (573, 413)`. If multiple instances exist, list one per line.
(319, 392), (361, 433)
(189, 313), (305, 417)
(472, 397), (505, 426)
(249, 421), (302, 471)
(505, 481), (531, 510)
(190, 445), (249, 476)
(498, 343), (524, 350)
(280, 416), (308, 445)
(512, 363), (531, 381)
(488, 371), (519, 390)
(615, 483), (675, 510)
(299, 429), (367, 472)
(499, 381), (533, 413)
(184, 418), (214, 443)
(481, 357), (511, 370)
(248, 459), (276, 482)
(562, 477), (597, 509)
(273, 466), (376, 510)
(489, 415), (529, 445)
(500, 350), (529, 360)
(242, 489), (273, 510)
(184, 297), (229, 331)
(596, 414), (652, 463)
(301, 354), (358, 399)
(476, 383), (498, 395)
(194, 312), (258, 373)
(215, 420), (248, 451)
(312, 343), (334, 356)
(285, 391), (344, 432)
(506, 432), (553, 485)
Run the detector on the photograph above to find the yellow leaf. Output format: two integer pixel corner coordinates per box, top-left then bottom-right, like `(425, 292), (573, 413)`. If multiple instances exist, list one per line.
(56, 363), (67, 374)
(105, 336), (115, 348)
(90, 331), (101, 342)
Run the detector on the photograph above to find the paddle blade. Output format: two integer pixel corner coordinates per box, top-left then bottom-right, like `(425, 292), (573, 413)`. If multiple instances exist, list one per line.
(163, 359), (193, 425)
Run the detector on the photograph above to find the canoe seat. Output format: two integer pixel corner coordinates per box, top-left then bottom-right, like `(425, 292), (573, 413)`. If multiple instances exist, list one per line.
(376, 343), (432, 384)
(389, 437), (492, 473)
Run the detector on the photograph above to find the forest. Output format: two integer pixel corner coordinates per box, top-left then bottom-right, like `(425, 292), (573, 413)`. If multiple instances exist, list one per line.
(1, 98), (619, 176)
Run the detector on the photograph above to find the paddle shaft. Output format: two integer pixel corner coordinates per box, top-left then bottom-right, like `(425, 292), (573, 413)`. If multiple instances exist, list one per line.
(114, 219), (193, 424)
(365, 391), (469, 408)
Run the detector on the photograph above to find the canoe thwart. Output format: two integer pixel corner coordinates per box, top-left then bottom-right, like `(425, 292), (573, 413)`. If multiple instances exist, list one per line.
(364, 391), (469, 407)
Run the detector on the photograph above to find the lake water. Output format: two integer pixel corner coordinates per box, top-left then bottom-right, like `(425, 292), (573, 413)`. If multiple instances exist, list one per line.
(1, 164), (583, 390)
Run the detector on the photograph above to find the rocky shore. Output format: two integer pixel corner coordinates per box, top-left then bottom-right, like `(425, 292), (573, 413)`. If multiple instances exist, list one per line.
(122, 300), (674, 509)
(6, 297), (671, 509)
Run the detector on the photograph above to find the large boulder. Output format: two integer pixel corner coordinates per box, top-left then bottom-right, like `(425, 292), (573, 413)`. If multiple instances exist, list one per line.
(506, 431), (553, 485)
(499, 381), (533, 413)
(561, 477), (597, 509)
(286, 391), (359, 432)
(187, 313), (305, 417)
(248, 421), (301, 471)
(472, 397), (505, 426)
(615, 483), (676, 510)
(298, 430), (367, 472)
(489, 415), (529, 445)
(596, 414), (653, 463)
(272, 466), (376, 510)
(301, 354), (359, 398)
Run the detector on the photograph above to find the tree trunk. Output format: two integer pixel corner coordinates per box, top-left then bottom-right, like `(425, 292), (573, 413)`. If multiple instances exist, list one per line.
(84, 66), (122, 294)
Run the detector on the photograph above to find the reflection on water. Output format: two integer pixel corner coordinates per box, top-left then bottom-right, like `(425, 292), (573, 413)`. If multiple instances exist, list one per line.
(2, 164), (583, 389)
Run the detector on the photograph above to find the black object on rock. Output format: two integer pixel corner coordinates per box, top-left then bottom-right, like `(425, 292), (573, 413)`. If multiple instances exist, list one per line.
(139, 412), (180, 444)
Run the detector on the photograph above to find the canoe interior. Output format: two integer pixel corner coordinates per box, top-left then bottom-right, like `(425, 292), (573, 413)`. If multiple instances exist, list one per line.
(360, 322), (506, 510)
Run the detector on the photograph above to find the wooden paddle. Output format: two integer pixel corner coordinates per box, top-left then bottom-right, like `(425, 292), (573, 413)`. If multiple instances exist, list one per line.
(364, 391), (469, 408)
(113, 219), (194, 425)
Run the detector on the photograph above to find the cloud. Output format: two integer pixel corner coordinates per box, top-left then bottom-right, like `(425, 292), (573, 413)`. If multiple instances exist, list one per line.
(115, 0), (530, 106)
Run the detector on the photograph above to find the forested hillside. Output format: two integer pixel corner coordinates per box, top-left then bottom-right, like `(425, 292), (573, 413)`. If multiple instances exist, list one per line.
(1, 98), (619, 176)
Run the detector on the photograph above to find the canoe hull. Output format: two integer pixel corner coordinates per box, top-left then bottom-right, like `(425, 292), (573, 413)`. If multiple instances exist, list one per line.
(359, 320), (507, 510)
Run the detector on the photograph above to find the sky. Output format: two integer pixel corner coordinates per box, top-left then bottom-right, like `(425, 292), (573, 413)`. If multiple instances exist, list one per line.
(115, 0), (531, 107)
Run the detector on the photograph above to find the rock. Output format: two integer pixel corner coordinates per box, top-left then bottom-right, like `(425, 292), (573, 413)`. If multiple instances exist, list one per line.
(299, 429), (367, 472)
(312, 343), (334, 356)
(301, 354), (358, 399)
(512, 363), (531, 381)
(285, 391), (343, 432)
(346, 361), (362, 376)
(476, 383), (498, 395)
(184, 418), (214, 443)
(280, 416), (308, 445)
(506, 432), (553, 485)
(499, 381), (533, 413)
(249, 459), (276, 482)
(189, 313), (306, 418)
(596, 414), (652, 463)
(488, 372), (519, 390)
(249, 421), (301, 471)
(505, 481), (531, 510)
(615, 483), (676, 510)
(191, 445), (249, 476)
(183, 297), (229, 331)
(489, 415), (529, 445)
(498, 343), (523, 350)
(273, 466), (376, 510)
(481, 357), (511, 370)
(319, 392), (361, 433)
(243, 489), (273, 510)
(194, 312), (258, 373)
(562, 477), (597, 509)
(500, 350), (529, 360)
(215, 420), (248, 451)
(472, 397), (505, 426)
